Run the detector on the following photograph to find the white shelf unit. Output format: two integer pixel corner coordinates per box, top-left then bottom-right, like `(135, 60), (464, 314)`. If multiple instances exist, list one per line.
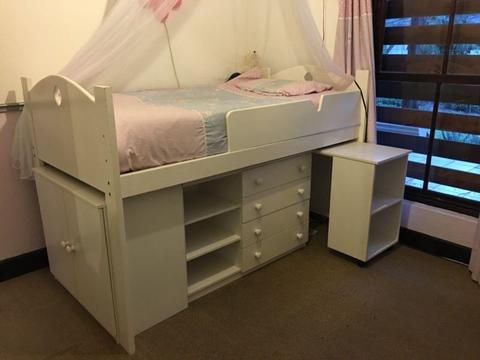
(367, 202), (402, 260)
(319, 142), (410, 263)
(187, 244), (241, 296)
(183, 174), (242, 300)
(371, 155), (407, 215)
(184, 191), (240, 226)
(185, 212), (241, 261)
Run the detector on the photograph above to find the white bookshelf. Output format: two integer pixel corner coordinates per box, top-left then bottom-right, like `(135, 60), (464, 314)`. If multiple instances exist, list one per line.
(367, 203), (402, 260)
(319, 142), (410, 263)
(186, 216), (241, 261)
(371, 197), (402, 215)
(184, 191), (240, 226)
(187, 245), (241, 296)
(183, 174), (242, 299)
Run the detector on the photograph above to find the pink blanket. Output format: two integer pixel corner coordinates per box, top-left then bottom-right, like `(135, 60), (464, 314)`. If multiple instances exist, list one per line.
(113, 94), (207, 173)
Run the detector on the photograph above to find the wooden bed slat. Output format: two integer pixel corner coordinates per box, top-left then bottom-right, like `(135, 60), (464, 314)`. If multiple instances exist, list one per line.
(384, 25), (447, 45)
(387, 0), (451, 18)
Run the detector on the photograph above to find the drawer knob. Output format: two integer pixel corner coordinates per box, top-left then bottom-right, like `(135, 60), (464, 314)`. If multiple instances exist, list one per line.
(299, 165), (307, 172)
(65, 244), (76, 253)
(254, 251), (262, 259)
(255, 177), (264, 185)
(296, 211), (304, 219)
(60, 241), (68, 249)
(254, 228), (263, 236)
(254, 203), (263, 211)
(296, 233), (304, 241)
(297, 188), (305, 196)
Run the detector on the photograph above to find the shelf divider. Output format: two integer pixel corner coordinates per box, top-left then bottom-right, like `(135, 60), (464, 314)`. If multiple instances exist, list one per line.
(184, 191), (240, 226)
(186, 220), (241, 261)
(187, 254), (241, 296)
(371, 197), (402, 215)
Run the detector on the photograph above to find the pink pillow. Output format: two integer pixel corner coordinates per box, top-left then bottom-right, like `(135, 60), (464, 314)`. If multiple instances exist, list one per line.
(234, 78), (332, 96)
(236, 67), (264, 80)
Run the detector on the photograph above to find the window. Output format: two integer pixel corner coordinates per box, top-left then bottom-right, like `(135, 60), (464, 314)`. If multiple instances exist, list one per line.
(374, 0), (480, 216)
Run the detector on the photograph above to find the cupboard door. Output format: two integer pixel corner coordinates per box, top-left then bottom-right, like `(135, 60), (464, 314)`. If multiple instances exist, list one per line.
(35, 175), (76, 296)
(64, 192), (116, 337)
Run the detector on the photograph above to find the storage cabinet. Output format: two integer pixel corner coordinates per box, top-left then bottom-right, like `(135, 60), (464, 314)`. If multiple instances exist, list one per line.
(34, 167), (116, 337)
(182, 153), (312, 300)
(35, 153), (313, 339)
(319, 142), (410, 263)
(241, 153), (311, 272)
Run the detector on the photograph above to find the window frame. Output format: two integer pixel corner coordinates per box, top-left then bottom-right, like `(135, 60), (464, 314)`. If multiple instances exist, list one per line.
(373, 0), (480, 217)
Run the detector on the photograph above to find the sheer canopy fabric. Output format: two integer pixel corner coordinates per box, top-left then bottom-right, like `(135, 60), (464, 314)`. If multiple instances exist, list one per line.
(61, 0), (352, 91)
(13, 0), (353, 179)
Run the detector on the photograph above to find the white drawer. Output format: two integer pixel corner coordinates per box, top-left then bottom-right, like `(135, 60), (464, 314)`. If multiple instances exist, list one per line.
(242, 224), (308, 272)
(242, 200), (309, 248)
(243, 154), (311, 197)
(242, 178), (311, 222)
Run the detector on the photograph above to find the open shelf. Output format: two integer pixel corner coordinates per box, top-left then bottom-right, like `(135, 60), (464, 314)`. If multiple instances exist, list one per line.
(186, 219), (241, 261)
(184, 191), (240, 226)
(187, 246), (241, 296)
(367, 202), (402, 260)
(372, 157), (407, 204)
(371, 196), (402, 215)
(184, 173), (242, 298)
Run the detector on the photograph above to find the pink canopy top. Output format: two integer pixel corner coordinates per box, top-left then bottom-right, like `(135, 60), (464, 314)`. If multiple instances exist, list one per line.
(141, 0), (182, 22)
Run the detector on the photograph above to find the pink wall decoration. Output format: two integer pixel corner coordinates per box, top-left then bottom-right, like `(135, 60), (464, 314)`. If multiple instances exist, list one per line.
(140, 0), (182, 22)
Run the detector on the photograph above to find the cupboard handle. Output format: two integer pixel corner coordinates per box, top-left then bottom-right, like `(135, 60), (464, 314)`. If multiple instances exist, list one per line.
(254, 203), (263, 211)
(254, 251), (262, 259)
(254, 228), (262, 236)
(297, 188), (305, 196)
(60, 241), (68, 249)
(296, 211), (304, 219)
(65, 244), (76, 253)
(255, 177), (263, 185)
(296, 233), (304, 241)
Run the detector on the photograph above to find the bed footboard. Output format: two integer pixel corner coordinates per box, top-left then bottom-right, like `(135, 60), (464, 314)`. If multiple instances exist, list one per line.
(226, 89), (361, 152)
(25, 75), (117, 192)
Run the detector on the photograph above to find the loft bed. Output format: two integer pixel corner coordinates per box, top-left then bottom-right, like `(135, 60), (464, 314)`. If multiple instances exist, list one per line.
(24, 70), (369, 354)
(23, 73), (366, 197)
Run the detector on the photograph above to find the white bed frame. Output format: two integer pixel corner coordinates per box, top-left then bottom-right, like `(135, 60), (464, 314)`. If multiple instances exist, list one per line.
(23, 71), (369, 353)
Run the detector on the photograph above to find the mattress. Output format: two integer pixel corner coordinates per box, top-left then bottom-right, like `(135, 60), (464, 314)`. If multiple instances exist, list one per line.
(113, 86), (323, 173)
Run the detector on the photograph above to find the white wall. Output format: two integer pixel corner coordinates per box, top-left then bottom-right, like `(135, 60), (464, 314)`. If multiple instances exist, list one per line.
(0, 0), (111, 259)
(309, 0), (339, 56)
(0, 0), (112, 104)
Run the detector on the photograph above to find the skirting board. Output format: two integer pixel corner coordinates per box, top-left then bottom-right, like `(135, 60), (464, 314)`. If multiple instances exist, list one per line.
(0, 248), (49, 282)
(399, 228), (472, 265)
(310, 212), (472, 264)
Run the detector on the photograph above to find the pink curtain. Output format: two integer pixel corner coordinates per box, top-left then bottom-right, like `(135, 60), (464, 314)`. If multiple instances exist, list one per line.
(334, 0), (377, 142)
(470, 216), (480, 285)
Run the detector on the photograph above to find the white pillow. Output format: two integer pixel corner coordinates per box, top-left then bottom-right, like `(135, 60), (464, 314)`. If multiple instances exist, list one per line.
(272, 66), (312, 81)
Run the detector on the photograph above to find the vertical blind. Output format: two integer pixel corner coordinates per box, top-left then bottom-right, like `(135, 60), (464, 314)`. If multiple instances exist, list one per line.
(375, 0), (480, 215)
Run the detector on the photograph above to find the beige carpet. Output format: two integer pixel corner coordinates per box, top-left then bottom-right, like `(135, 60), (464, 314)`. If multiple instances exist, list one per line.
(1, 226), (479, 360)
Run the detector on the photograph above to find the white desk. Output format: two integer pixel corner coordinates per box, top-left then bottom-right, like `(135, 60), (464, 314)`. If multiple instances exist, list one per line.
(318, 142), (411, 262)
